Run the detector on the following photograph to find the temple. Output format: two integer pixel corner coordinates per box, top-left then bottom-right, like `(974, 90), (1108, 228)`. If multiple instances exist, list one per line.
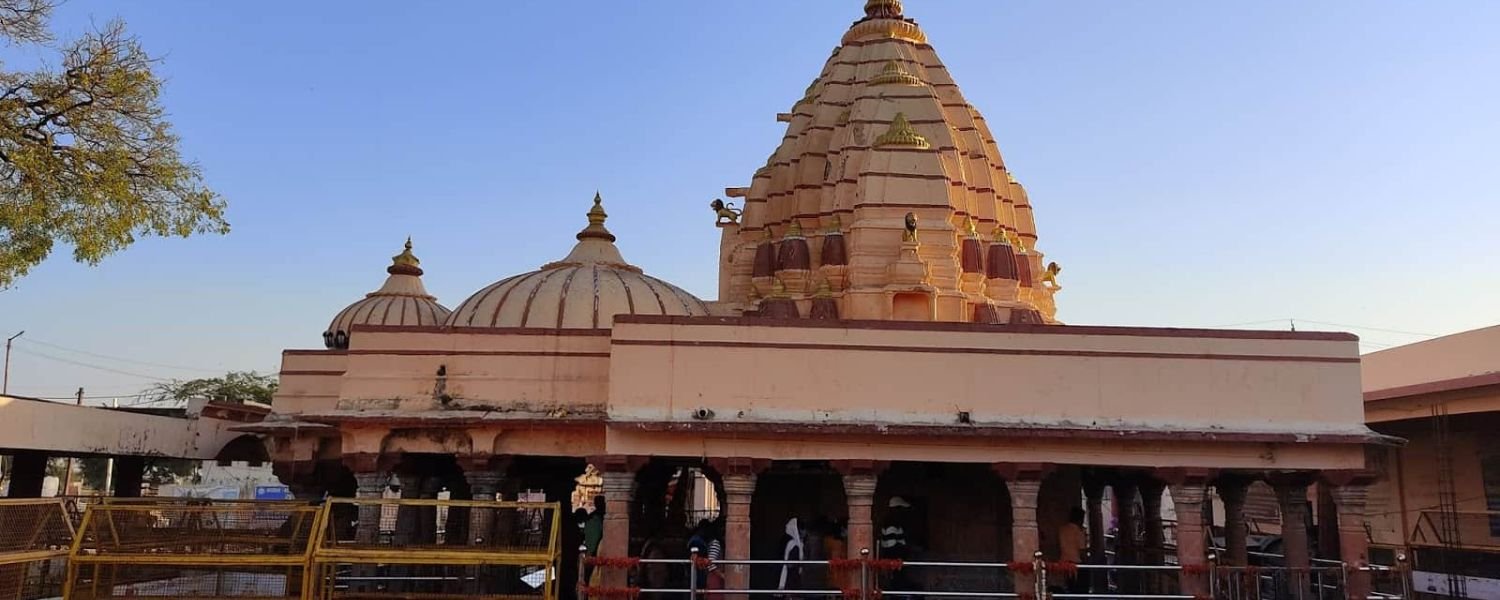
(246, 3), (1392, 599)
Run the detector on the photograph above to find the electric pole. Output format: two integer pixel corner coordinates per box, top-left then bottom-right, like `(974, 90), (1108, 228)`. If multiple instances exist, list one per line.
(3, 330), (23, 395)
(61, 387), (82, 495)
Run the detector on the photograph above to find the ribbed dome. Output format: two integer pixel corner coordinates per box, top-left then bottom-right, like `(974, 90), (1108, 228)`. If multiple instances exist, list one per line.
(324, 239), (451, 349)
(446, 194), (710, 329)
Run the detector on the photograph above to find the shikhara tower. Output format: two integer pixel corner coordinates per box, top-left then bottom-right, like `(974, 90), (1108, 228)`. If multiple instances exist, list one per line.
(718, 0), (1059, 324)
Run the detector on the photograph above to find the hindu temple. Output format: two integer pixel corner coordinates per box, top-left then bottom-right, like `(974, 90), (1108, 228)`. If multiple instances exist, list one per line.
(244, 2), (1391, 599)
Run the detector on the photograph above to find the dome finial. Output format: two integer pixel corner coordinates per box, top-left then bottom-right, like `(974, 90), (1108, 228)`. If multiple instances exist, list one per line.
(865, 0), (903, 19)
(388, 236), (423, 276)
(577, 191), (617, 242)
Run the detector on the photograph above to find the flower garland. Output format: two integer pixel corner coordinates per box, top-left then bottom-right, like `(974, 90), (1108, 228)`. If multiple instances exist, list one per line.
(577, 585), (642, 599)
(1006, 561), (1035, 574)
(691, 555), (714, 570)
(584, 556), (642, 569)
(1046, 561), (1079, 577)
(840, 587), (883, 599)
(1181, 563), (1211, 575)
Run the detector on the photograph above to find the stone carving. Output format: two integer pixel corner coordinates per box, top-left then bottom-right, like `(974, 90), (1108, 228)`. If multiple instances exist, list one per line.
(1041, 262), (1062, 291)
(710, 198), (742, 225)
(902, 212), (918, 242)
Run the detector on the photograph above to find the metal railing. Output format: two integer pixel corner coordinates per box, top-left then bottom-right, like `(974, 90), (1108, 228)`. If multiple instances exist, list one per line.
(581, 547), (1414, 600)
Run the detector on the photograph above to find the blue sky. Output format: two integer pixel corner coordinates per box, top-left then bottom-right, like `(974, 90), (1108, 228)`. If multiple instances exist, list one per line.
(2, 1), (1497, 402)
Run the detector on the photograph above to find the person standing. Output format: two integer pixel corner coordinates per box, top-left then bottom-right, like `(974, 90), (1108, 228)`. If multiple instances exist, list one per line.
(1057, 507), (1088, 593)
(583, 497), (606, 588)
(879, 497), (916, 593)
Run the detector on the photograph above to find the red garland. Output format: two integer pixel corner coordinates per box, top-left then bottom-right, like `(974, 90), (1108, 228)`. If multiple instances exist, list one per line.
(1046, 561), (1079, 577)
(868, 558), (904, 572)
(691, 555), (714, 570)
(827, 557), (903, 572)
(1181, 564), (1210, 575)
(577, 585), (642, 599)
(1018, 592), (1036, 600)
(583, 556), (642, 569)
(840, 587), (882, 599)
(1006, 561), (1035, 574)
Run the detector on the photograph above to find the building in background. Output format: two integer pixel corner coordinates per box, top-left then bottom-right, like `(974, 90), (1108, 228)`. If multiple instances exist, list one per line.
(1363, 325), (1500, 599)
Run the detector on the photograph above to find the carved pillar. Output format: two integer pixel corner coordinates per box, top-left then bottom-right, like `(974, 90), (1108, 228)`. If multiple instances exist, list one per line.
(1329, 481), (1372, 600)
(353, 471), (388, 544)
(1139, 480), (1167, 593)
(1112, 479), (1141, 592)
(1217, 478), (1251, 566)
(1005, 477), (1043, 593)
(1272, 476), (1313, 597)
(598, 465), (637, 588)
(720, 466), (760, 600)
(1169, 480), (1211, 598)
(465, 470), (503, 544)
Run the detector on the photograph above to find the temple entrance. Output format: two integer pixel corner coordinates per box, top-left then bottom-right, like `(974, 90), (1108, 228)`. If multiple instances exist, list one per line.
(632, 459), (724, 594)
(749, 461), (848, 591)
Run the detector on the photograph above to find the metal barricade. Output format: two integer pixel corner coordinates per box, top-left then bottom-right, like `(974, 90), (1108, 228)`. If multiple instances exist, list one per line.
(63, 500), (321, 600)
(0, 499), (75, 600)
(308, 498), (560, 600)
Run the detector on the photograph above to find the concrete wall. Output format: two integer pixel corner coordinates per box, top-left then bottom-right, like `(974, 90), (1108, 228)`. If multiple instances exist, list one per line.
(608, 318), (1365, 434)
(1362, 324), (1500, 393)
(0, 396), (247, 459)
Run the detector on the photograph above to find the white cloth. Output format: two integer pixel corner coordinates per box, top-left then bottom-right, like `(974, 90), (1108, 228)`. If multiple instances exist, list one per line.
(778, 518), (804, 590)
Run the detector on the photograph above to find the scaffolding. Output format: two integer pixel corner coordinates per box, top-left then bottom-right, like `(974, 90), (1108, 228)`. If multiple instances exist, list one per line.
(307, 498), (560, 600)
(1429, 403), (1467, 599)
(63, 500), (322, 600)
(0, 499), (75, 600)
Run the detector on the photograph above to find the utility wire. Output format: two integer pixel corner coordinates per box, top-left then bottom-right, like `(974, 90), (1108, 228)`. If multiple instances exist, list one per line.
(11, 347), (173, 381)
(15, 337), (227, 373)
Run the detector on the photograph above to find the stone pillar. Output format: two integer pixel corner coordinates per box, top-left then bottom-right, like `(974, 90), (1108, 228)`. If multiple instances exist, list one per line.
(465, 470), (503, 545)
(1330, 483), (1371, 600)
(353, 472), (387, 543)
(1272, 477), (1320, 579)
(1169, 481), (1210, 598)
(1006, 478), (1042, 594)
(6, 451), (47, 497)
(1083, 478), (1106, 594)
(1139, 480), (1167, 593)
(1217, 479), (1250, 566)
(1113, 480), (1140, 592)
(843, 473), (878, 559)
(598, 466), (636, 588)
(721, 470), (758, 598)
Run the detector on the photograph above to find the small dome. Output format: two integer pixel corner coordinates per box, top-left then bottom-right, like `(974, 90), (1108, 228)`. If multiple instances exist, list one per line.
(447, 193), (710, 329)
(324, 239), (451, 349)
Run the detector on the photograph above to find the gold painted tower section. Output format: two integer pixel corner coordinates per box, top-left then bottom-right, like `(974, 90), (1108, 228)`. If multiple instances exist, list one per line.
(719, 2), (1057, 323)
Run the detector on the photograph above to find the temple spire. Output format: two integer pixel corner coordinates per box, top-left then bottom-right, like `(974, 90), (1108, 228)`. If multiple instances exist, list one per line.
(577, 191), (617, 242)
(387, 237), (423, 276)
(864, 0), (904, 19)
(553, 192), (632, 268)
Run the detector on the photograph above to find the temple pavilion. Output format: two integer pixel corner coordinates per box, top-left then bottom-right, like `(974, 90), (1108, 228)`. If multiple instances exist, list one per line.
(243, 2), (1392, 599)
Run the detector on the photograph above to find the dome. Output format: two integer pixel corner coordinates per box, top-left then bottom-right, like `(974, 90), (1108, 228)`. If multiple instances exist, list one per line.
(447, 194), (710, 329)
(324, 239), (451, 349)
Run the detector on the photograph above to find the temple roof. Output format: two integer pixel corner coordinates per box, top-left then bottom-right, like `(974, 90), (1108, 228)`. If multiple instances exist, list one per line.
(446, 194), (709, 329)
(721, 0), (1058, 323)
(324, 239), (451, 349)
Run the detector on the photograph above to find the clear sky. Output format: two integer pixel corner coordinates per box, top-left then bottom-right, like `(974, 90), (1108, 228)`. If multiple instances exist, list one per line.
(2, 1), (1497, 402)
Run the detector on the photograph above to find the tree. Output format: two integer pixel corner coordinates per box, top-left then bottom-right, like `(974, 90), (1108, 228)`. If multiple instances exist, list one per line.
(78, 456), (196, 492)
(150, 371), (277, 406)
(0, 0), (226, 288)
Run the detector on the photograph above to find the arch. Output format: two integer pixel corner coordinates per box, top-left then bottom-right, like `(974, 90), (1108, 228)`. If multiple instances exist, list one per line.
(876, 462), (1012, 592)
(214, 434), (270, 466)
(750, 461), (848, 590)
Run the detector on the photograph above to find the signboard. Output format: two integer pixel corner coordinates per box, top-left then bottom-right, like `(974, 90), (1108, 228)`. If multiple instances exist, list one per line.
(254, 485), (291, 500)
(1413, 571), (1500, 600)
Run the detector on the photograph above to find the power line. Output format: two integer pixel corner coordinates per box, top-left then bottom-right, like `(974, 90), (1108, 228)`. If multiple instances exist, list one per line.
(1289, 319), (1438, 338)
(15, 337), (227, 373)
(10, 348), (173, 381)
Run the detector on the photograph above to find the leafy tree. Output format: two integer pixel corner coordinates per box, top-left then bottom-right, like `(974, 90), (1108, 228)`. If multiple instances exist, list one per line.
(0, 0), (226, 288)
(150, 370), (277, 406)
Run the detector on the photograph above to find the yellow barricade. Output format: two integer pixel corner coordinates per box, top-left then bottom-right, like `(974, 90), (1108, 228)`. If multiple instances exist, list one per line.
(64, 501), (322, 600)
(0, 499), (75, 600)
(307, 498), (561, 600)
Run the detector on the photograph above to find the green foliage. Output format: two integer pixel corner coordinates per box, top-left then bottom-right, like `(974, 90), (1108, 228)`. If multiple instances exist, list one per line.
(78, 456), (197, 492)
(150, 370), (277, 406)
(0, 0), (226, 288)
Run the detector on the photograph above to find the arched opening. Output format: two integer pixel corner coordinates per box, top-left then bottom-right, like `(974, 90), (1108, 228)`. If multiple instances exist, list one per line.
(876, 462), (1012, 592)
(891, 292), (932, 321)
(750, 461), (847, 591)
(214, 435), (270, 467)
(631, 459), (725, 593)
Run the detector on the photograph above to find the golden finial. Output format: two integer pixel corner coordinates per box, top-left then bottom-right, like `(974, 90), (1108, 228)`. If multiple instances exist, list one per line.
(388, 236), (423, 276)
(874, 113), (931, 149)
(871, 60), (923, 86)
(771, 277), (790, 298)
(1008, 230), (1028, 253)
(963, 216), (979, 238)
(786, 220), (804, 238)
(825, 214), (843, 234)
(1006, 171), (1019, 185)
(576, 192), (617, 242)
(864, 0), (904, 19)
(991, 224), (1010, 244)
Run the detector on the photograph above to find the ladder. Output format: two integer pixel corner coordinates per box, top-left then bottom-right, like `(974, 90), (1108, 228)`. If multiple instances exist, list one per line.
(1431, 403), (1466, 598)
